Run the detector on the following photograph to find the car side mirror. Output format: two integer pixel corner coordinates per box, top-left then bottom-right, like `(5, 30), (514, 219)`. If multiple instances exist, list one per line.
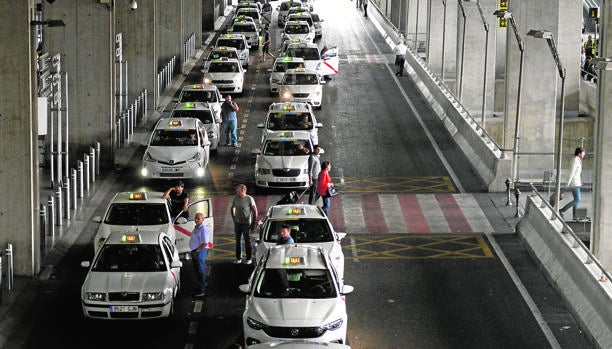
(80, 261), (91, 268)
(239, 284), (251, 294)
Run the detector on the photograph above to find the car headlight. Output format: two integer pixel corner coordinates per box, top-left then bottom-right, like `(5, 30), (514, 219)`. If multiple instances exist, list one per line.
(189, 152), (201, 161)
(86, 292), (106, 301)
(315, 318), (343, 335)
(246, 317), (266, 330)
(142, 292), (164, 301)
(281, 90), (292, 100)
(257, 168), (271, 175)
(140, 167), (149, 177)
(203, 76), (213, 84)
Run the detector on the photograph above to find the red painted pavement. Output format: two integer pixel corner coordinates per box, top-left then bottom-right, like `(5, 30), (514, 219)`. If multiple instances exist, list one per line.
(327, 195), (346, 232)
(435, 193), (473, 232)
(398, 194), (430, 233)
(361, 194), (388, 234)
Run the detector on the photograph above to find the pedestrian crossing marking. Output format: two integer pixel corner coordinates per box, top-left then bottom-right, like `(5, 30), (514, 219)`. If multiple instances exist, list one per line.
(342, 54), (390, 64)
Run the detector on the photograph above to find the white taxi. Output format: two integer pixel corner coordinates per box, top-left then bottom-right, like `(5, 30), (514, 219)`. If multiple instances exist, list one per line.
(236, 7), (262, 27)
(140, 118), (210, 180)
(81, 231), (182, 320)
(252, 131), (314, 190)
(215, 33), (251, 67)
(91, 191), (214, 256)
(268, 56), (306, 95)
(202, 57), (246, 96)
(282, 20), (314, 44)
(239, 244), (354, 346)
(284, 41), (339, 78)
(170, 102), (222, 154)
(203, 46), (241, 71)
(277, 0), (303, 26)
(254, 204), (346, 282)
(257, 102), (322, 145)
(249, 342), (351, 349)
(231, 20), (260, 48)
(279, 68), (323, 109)
(176, 84), (223, 121)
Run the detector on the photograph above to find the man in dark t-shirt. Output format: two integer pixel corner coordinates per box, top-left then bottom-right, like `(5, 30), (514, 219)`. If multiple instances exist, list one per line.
(163, 180), (189, 220)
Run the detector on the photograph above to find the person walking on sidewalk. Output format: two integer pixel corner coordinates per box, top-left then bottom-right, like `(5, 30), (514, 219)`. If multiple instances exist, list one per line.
(393, 40), (407, 76)
(190, 212), (211, 297)
(308, 145), (322, 204)
(317, 161), (334, 215)
(560, 147), (585, 220)
(231, 184), (258, 264)
(221, 95), (239, 146)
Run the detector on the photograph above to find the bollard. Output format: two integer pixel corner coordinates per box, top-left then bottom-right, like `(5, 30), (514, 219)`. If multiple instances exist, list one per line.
(77, 160), (84, 198)
(0, 251), (3, 303)
(55, 188), (63, 225)
(71, 168), (78, 210)
(63, 177), (70, 220)
(505, 178), (512, 206)
(95, 142), (101, 175)
(514, 188), (522, 217)
(90, 147), (96, 183)
(115, 119), (122, 148)
(84, 154), (90, 192)
(6, 244), (13, 290)
(39, 204), (47, 247)
(48, 196), (55, 236)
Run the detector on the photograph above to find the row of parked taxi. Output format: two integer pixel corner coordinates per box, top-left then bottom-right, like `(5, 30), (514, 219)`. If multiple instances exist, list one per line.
(80, 0), (354, 347)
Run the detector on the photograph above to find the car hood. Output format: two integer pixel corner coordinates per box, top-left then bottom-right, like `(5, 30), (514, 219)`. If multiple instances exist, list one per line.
(206, 72), (243, 80)
(83, 271), (170, 293)
(282, 85), (320, 94)
(250, 298), (345, 326)
(147, 146), (200, 162)
(257, 154), (309, 170)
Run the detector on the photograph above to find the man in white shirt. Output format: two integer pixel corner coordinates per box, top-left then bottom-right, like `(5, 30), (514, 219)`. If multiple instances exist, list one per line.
(393, 40), (408, 76)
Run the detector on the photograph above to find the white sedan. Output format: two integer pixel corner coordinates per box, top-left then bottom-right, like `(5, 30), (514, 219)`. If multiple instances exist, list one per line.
(81, 231), (182, 320)
(202, 58), (246, 96)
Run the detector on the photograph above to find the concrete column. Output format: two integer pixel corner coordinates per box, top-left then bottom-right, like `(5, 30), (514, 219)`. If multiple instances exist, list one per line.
(157, 0), (182, 75)
(426, 0), (444, 70)
(444, 0), (458, 89)
(592, 0), (612, 270)
(116, 0), (156, 107)
(502, 0), (580, 181)
(46, 1), (116, 168)
(455, 0), (496, 123)
(0, 0), (40, 276)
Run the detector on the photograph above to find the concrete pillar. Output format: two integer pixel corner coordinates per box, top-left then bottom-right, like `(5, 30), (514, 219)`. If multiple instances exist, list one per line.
(455, 0), (496, 123)
(0, 0), (40, 276)
(157, 0), (182, 75)
(426, 0), (444, 71)
(45, 1), (116, 168)
(444, 0), (458, 89)
(502, 0), (580, 181)
(592, 0), (612, 270)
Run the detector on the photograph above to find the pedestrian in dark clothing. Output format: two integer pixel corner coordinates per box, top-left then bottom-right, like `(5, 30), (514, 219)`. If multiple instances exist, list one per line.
(393, 40), (407, 76)
(163, 180), (189, 220)
(363, 1), (368, 17)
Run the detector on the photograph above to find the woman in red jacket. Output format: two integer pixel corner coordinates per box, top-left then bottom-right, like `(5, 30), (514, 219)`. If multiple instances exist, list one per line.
(316, 161), (334, 215)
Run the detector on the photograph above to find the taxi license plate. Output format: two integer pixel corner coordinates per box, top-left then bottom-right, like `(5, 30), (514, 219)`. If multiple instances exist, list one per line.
(110, 305), (138, 312)
(161, 167), (178, 172)
(275, 178), (295, 182)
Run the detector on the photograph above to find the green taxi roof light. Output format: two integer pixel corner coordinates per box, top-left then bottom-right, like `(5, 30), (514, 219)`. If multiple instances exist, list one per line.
(129, 192), (146, 200)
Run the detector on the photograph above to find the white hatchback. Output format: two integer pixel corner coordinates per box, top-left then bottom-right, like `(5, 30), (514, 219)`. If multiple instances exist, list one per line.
(252, 130), (314, 190)
(81, 231), (182, 320)
(170, 102), (222, 154)
(257, 101), (322, 146)
(254, 203), (346, 282)
(279, 68), (324, 109)
(202, 57), (246, 96)
(282, 20), (314, 44)
(239, 244), (354, 347)
(140, 117), (211, 180)
(231, 20), (260, 48)
(268, 56), (305, 95)
(215, 33), (251, 67)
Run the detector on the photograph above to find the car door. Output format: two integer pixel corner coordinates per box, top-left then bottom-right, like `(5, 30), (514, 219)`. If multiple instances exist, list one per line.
(173, 198), (214, 256)
(319, 45), (339, 77)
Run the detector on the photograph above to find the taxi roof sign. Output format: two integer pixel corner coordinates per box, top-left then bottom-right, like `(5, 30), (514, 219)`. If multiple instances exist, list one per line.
(129, 192), (147, 200)
(169, 120), (183, 127)
(283, 256), (305, 265)
(121, 234), (141, 243)
(282, 104), (295, 111)
(184, 102), (196, 108)
(286, 207), (305, 215)
(191, 84), (204, 88)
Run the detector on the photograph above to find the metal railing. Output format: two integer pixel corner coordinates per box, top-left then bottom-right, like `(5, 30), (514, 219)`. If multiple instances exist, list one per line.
(116, 89), (148, 148)
(156, 56), (176, 108)
(182, 33), (196, 75)
(528, 183), (611, 284)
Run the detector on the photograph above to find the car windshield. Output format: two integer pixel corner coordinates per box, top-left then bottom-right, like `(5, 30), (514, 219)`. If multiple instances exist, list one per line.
(263, 218), (333, 243)
(284, 24), (310, 34)
(254, 268), (336, 299)
(171, 110), (215, 124)
(233, 24), (256, 32)
(283, 73), (318, 85)
(92, 244), (166, 272)
(179, 90), (219, 103)
(273, 61), (304, 72)
(150, 130), (199, 146)
(209, 62), (240, 73)
(288, 16), (312, 26)
(286, 47), (320, 60)
(263, 139), (311, 156)
(208, 50), (238, 61)
(217, 38), (246, 50)
(266, 112), (313, 130)
(238, 10), (259, 19)
(104, 203), (169, 225)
